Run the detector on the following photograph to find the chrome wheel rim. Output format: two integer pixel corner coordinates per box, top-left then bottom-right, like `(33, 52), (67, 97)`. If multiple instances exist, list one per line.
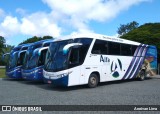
(90, 77), (96, 85)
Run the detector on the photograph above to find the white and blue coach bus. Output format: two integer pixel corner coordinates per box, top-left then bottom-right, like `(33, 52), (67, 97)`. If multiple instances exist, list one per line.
(43, 34), (157, 88)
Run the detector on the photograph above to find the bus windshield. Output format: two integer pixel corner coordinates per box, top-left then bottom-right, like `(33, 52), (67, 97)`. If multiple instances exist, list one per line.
(23, 44), (42, 69)
(44, 40), (72, 72)
(44, 38), (92, 72)
(9, 52), (19, 68)
(27, 54), (39, 69)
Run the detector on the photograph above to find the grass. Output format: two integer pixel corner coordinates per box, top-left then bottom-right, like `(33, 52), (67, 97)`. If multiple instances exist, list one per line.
(0, 68), (6, 78)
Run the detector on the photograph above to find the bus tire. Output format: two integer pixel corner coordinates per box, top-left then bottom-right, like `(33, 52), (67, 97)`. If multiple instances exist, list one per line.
(88, 73), (98, 88)
(139, 70), (146, 81)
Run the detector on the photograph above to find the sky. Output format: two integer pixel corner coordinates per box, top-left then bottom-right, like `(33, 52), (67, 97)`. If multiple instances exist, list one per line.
(0, 0), (160, 46)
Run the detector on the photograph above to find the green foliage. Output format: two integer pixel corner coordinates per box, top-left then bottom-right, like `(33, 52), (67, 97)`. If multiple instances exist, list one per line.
(0, 68), (6, 78)
(120, 23), (160, 62)
(0, 36), (6, 65)
(0, 36), (5, 52)
(117, 21), (139, 35)
(2, 45), (14, 54)
(19, 36), (53, 45)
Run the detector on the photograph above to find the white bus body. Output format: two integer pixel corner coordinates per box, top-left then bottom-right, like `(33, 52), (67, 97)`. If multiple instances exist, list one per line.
(43, 33), (157, 87)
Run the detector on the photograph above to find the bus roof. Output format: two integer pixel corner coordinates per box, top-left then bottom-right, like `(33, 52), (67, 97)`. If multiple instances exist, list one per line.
(31, 39), (54, 47)
(54, 33), (141, 46)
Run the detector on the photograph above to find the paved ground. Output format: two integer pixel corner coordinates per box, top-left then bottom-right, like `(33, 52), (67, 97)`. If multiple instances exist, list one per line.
(0, 76), (160, 113)
(0, 76), (160, 105)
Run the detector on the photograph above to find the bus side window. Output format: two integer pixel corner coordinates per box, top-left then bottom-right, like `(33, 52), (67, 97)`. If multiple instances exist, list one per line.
(121, 44), (132, 56)
(132, 45), (138, 56)
(91, 39), (108, 55)
(69, 48), (80, 65)
(38, 49), (48, 66)
(43, 42), (50, 47)
(17, 52), (25, 66)
(108, 42), (120, 55)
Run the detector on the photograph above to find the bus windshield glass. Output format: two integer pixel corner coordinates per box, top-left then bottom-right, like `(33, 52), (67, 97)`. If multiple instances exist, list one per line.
(23, 44), (42, 69)
(44, 40), (72, 72)
(44, 38), (92, 72)
(27, 53), (39, 69)
(9, 52), (19, 68)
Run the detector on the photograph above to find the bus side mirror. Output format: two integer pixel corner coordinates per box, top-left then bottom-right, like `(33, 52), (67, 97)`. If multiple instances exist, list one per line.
(18, 50), (26, 58)
(38, 47), (49, 56)
(63, 43), (82, 55)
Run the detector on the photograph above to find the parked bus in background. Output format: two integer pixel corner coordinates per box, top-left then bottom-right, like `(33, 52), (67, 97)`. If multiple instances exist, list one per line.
(3, 43), (32, 79)
(22, 40), (53, 81)
(43, 33), (157, 88)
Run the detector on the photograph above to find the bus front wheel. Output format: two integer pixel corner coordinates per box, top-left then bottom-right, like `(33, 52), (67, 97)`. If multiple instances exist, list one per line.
(88, 73), (98, 88)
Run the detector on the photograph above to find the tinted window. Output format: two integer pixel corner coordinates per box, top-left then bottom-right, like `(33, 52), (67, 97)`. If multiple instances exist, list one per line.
(67, 38), (93, 68)
(38, 49), (48, 66)
(17, 51), (26, 66)
(21, 47), (28, 50)
(34, 44), (42, 49)
(108, 42), (120, 55)
(121, 44), (132, 56)
(43, 42), (50, 47)
(91, 39), (108, 54)
(132, 45), (138, 55)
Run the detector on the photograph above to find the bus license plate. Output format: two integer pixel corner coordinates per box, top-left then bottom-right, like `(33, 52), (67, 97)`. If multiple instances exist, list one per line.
(48, 80), (52, 84)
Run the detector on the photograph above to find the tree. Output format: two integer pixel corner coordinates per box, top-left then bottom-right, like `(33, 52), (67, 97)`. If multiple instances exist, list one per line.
(2, 45), (14, 54)
(117, 21), (139, 36)
(42, 36), (53, 40)
(0, 36), (7, 65)
(120, 23), (160, 63)
(0, 36), (5, 52)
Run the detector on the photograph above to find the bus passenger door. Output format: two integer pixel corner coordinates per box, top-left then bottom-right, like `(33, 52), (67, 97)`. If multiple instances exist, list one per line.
(68, 47), (85, 85)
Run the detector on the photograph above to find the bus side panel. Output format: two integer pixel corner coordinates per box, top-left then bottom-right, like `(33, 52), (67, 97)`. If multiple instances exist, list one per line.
(143, 46), (157, 76)
(68, 67), (81, 86)
(104, 55), (133, 81)
(83, 54), (133, 83)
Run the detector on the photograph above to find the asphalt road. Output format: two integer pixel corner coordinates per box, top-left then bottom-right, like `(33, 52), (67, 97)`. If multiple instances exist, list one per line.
(0, 76), (160, 106)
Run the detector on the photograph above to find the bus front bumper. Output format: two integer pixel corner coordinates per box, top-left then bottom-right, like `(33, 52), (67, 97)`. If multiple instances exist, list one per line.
(6, 67), (22, 79)
(22, 67), (43, 81)
(43, 76), (68, 87)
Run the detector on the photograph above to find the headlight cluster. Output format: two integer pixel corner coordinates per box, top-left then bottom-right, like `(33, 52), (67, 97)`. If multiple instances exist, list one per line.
(44, 70), (72, 79)
(57, 73), (68, 78)
(30, 69), (38, 74)
(23, 69), (39, 76)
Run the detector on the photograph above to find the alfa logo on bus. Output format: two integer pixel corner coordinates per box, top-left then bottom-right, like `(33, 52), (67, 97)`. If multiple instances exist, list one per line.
(110, 59), (122, 78)
(100, 55), (110, 63)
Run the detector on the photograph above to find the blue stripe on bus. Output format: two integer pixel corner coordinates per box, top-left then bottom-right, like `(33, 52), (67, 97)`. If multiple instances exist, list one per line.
(130, 46), (148, 79)
(126, 46), (146, 79)
(122, 44), (142, 80)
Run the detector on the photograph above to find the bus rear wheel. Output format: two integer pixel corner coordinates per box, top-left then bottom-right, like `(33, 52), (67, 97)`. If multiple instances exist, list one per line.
(139, 70), (146, 81)
(88, 73), (98, 88)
